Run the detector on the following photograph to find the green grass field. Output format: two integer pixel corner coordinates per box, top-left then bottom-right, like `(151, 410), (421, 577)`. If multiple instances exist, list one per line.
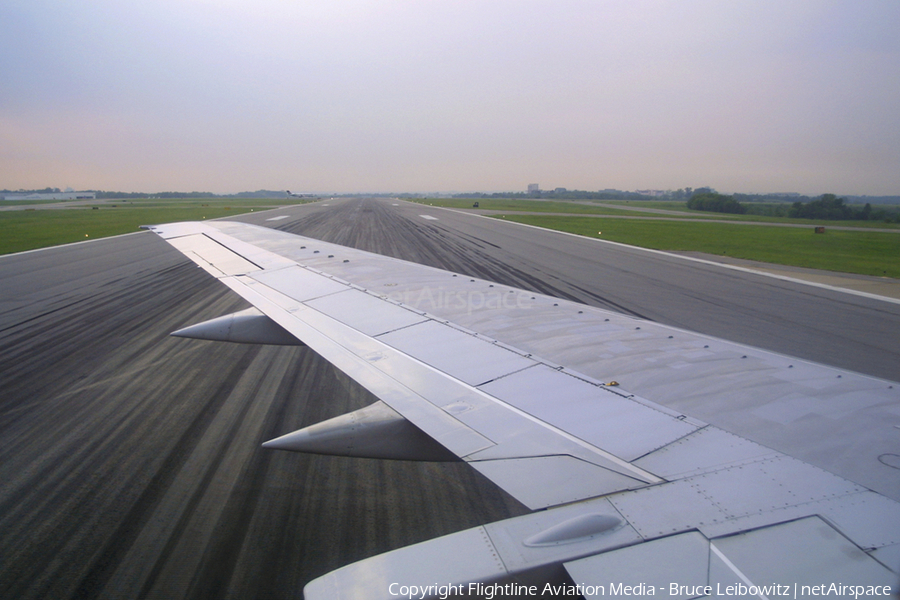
(0, 199), (302, 255)
(495, 214), (900, 278)
(412, 197), (900, 228)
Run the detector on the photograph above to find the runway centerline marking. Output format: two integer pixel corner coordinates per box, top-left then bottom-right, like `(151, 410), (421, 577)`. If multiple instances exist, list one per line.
(266, 215), (290, 221)
(419, 215), (438, 220)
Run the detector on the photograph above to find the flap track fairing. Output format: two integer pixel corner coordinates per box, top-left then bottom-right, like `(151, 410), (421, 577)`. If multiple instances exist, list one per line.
(262, 400), (459, 461)
(171, 307), (303, 345)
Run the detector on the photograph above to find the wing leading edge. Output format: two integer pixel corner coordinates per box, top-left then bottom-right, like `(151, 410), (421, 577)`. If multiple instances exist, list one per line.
(148, 221), (900, 599)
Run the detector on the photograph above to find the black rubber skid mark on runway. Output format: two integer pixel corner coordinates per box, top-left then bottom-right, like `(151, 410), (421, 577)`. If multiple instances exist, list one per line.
(408, 223), (618, 312)
(69, 347), (263, 600)
(0, 263), (230, 428)
(0, 294), (93, 335)
(454, 230), (502, 250)
(183, 353), (316, 600)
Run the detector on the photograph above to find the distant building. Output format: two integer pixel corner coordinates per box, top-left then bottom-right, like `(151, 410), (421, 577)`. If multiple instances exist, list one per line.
(1, 191), (96, 201)
(634, 189), (667, 197)
(527, 183), (540, 194)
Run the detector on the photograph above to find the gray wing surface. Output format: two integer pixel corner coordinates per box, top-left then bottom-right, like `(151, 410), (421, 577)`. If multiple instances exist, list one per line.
(149, 221), (900, 599)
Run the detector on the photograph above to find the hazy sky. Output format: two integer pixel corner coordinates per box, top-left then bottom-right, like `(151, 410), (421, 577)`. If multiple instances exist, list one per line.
(2, 1), (899, 195)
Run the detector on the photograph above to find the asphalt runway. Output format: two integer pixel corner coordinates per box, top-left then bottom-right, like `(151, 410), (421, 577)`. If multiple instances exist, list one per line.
(1, 197), (898, 600)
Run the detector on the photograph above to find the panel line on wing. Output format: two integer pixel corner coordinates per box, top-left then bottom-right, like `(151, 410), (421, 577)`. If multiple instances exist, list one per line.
(472, 363), (539, 388)
(166, 233), (262, 276)
(201, 234), (265, 270)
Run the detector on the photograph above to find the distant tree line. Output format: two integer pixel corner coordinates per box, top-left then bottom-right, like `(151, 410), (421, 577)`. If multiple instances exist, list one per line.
(686, 192), (746, 214)
(670, 187), (709, 201)
(685, 191), (900, 222)
(92, 191), (218, 199)
(787, 194), (881, 221)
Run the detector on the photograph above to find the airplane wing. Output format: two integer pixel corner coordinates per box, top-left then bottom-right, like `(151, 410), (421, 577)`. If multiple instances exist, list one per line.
(147, 220), (900, 599)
